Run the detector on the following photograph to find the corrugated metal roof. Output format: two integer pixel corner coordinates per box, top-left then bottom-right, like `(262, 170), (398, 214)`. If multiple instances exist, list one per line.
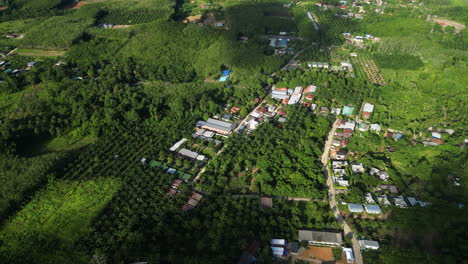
(348, 203), (364, 212)
(364, 204), (381, 214)
(206, 118), (235, 129)
(178, 148), (199, 159)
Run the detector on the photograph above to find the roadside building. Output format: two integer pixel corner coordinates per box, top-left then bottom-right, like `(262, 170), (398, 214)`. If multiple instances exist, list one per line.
(342, 105), (354, 116)
(362, 103), (374, 118)
(378, 194), (392, 206)
(298, 230), (343, 246)
(351, 163), (365, 173)
(343, 248), (355, 263)
(365, 193), (375, 203)
(348, 203), (364, 213)
(394, 195), (408, 208)
(364, 204), (382, 214)
(370, 124), (381, 133)
(380, 184), (398, 194)
(359, 240), (380, 250)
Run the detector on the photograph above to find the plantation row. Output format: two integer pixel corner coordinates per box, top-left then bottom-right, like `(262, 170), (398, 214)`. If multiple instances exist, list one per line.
(373, 54), (424, 70)
(97, 9), (171, 25)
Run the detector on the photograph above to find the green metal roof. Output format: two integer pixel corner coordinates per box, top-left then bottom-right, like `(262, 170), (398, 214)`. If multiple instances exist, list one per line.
(343, 105), (354, 115)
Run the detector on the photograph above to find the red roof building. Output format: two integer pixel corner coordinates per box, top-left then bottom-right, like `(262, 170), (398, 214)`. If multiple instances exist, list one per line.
(230, 106), (241, 114)
(282, 98), (289, 105)
(278, 108), (287, 117)
(256, 107), (268, 114)
(431, 138), (445, 145)
(340, 139), (349, 147)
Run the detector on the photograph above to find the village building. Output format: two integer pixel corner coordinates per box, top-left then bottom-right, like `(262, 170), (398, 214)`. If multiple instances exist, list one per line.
(394, 195), (408, 208)
(336, 150), (348, 160)
(352, 163), (365, 173)
(298, 230), (343, 246)
(365, 193), (375, 203)
(304, 85), (317, 93)
(378, 194), (392, 206)
(260, 197), (273, 208)
(358, 122), (370, 131)
(182, 192), (204, 211)
(198, 118), (236, 135)
(342, 105), (354, 116)
(370, 124), (381, 133)
(364, 204), (382, 214)
(343, 248), (355, 263)
(380, 184), (398, 193)
(338, 119), (356, 130)
(359, 240), (380, 250)
(348, 203), (364, 213)
(331, 108), (342, 115)
(332, 161), (348, 169)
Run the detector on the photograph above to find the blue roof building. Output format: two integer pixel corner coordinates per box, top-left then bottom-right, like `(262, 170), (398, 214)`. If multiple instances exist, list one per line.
(348, 203), (364, 213)
(364, 204), (382, 214)
(221, 70), (231, 76)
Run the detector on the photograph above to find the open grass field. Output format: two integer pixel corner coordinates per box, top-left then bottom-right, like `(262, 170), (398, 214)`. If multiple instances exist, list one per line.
(0, 178), (121, 262)
(15, 48), (66, 57)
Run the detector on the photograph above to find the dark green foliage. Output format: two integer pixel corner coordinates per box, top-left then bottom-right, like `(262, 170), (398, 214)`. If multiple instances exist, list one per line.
(374, 54), (424, 70)
(200, 107), (332, 197)
(20, 15), (94, 48)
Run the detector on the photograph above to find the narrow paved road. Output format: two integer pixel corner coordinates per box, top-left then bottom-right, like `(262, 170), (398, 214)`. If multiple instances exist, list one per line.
(321, 119), (364, 264)
(234, 50), (303, 132)
(230, 194), (319, 201)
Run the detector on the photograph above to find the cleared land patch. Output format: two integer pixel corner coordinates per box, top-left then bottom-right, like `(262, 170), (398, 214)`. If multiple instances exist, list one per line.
(0, 178), (121, 262)
(15, 48), (66, 57)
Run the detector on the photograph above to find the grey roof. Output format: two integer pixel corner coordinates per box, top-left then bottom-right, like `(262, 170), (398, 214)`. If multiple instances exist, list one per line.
(206, 118), (236, 129)
(202, 122), (232, 133)
(178, 148), (199, 159)
(359, 240), (380, 249)
(298, 230), (342, 245)
(364, 204), (382, 214)
(348, 203), (364, 212)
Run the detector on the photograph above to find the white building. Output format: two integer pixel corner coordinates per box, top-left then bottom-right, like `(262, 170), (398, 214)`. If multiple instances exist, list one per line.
(359, 240), (380, 250)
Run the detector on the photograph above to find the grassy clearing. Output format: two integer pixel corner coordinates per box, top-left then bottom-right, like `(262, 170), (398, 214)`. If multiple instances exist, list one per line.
(46, 134), (97, 152)
(15, 48), (66, 57)
(0, 178), (121, 262)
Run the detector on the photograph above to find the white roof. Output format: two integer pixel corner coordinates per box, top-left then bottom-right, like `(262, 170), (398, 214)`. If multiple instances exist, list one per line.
(363, 103), (374, 113)
(343, 248), (354, 262)
(251, 112), (261, 118)
(359, 240), (380, 249)
(364, 204), (381, 214)
(178, 148), (199, 159)
(196, 155), (205, 161)
(352, 163), (364, 172)
(432, 132), (442, 139)
(370, 124), (381, 131)
(270, 239), (286, 245)
(170, 138), (188, 151)
(288, 94), (301, 104)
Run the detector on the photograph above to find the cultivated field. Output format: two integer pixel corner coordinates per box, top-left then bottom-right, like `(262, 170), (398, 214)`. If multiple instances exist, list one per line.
(15, 48), (66, 57)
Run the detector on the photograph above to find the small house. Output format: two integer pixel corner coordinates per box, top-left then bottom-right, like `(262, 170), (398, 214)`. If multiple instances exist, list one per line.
(380, 184), (398, 193)
(370, 124), (381, 133)
(365, 193), (375, 203)
(298, 230), (343, 246)
(359, 240), (380, 250)
(352, 163), (365, 173)
(348, 203), (364, 213)
(378, 194), (392, 206)
(394, 195), (408, 208)
(342, 106), (354, 116)
(364, 204), (381, 214)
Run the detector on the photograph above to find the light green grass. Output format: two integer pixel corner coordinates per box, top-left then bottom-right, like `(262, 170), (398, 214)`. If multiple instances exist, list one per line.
(46, 135), (97, 152)
(15, 48), (66, 57)
(0, 178), (121, 262)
